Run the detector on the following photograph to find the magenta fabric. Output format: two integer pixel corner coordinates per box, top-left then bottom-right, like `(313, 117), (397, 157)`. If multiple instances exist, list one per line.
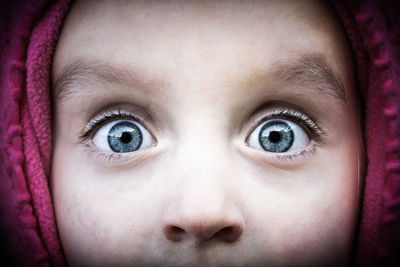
(25, 0), (71, 265)
(0, 0), (399, 266)
(0, 0), (70, 266)
(331, 1), (400, 266)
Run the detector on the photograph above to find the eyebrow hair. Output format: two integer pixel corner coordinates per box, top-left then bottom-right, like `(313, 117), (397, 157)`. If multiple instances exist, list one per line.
(53, 54), (346, 104)
(53, 60), (166, 103)
(272, 54), (346, 102)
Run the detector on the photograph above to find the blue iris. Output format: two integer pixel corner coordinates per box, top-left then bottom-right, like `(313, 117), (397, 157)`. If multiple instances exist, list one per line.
(107, 121), (142, 152)
(259, 120), (294, 152)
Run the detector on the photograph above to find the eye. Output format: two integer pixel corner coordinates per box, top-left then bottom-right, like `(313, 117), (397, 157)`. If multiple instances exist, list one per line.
(247, 119), (310, 153)
(92, 120), (154, 153)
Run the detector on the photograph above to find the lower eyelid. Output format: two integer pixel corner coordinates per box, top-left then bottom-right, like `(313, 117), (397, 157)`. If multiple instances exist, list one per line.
(83, 140), (318, 169)
(81, 142), (122, 162)
(82, 141), (158, 166)
(237, 137), (320, 166)
(271, 144), (317, 161)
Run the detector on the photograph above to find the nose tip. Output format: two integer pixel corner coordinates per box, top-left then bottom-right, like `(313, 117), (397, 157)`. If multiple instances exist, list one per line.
(163, 217), (244, 243)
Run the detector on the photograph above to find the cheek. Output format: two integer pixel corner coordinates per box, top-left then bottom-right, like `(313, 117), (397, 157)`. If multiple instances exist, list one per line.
(240, 143), (361, 265)
(51, 146), (165, 265)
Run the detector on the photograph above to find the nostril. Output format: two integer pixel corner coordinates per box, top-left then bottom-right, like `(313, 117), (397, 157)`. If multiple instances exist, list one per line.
(215, 225), (243, 242)
(164, 225), (186, 242)
(163, 221), (244, 243)
(171, 226), (185, 234)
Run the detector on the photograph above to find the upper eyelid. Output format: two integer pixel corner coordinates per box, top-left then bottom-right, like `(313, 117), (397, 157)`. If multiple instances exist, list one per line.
(245, 109), (326, 143)
(79, 110), (149, 140)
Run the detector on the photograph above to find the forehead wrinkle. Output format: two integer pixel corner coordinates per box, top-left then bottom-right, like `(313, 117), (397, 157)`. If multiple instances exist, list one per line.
(53, 60), (167, 103)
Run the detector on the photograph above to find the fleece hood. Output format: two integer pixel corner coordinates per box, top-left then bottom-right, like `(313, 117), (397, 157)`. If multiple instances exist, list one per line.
(0, 0), (399, 266)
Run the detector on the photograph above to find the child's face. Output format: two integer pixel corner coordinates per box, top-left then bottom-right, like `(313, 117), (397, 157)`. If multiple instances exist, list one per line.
(51, 0), (363, 266)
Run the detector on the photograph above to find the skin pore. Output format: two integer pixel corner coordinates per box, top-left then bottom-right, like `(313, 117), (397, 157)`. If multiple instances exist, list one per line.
(51, 0), (363, 266)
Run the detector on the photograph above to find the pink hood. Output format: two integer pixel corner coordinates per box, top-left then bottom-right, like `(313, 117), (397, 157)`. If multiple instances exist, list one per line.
(0, 0), (399, 266)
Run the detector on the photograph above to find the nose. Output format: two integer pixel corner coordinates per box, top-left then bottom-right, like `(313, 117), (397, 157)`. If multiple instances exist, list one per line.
(163, 212), (244, 243)
(161, 126), (245, 244)
(162, 178), (245, 243)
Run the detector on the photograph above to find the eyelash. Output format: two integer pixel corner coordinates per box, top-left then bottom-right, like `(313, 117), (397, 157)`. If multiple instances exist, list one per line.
(78, 109), (148, 162)
(79, 109), (144, 139)
(248, 108), (326, 161)
(79, 108), (325, 162)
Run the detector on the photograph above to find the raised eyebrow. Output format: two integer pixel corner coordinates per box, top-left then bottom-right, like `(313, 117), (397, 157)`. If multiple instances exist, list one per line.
(272, 54), (346, 103)
(52, 60), (166, 103)
(53, 55), (347, 104)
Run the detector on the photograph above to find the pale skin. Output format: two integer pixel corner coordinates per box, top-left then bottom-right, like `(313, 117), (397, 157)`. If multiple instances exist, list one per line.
(51, 0), (364, 266)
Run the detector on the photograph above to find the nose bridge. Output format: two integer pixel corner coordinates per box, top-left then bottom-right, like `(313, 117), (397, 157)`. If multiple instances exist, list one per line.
(172, 136), (232, 216)
(174, 110), (229, 172)
(170, 85), (231, 142)
(173, 115), (232, 197)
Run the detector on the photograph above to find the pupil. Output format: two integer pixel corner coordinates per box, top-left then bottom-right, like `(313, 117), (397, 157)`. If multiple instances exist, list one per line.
(268, 131), (282, 143)
(120, 131), (132, 143)
(258, 120), (294, 153)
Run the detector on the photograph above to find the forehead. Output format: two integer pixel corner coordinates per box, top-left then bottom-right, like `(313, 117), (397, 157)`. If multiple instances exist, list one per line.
(53, 0), (351, 85)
